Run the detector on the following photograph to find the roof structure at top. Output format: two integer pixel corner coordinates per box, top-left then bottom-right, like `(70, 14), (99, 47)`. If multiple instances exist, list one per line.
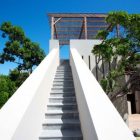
(48, 13), (109, 45)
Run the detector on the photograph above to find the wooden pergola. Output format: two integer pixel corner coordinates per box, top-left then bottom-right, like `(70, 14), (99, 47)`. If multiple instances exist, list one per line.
(48, 13), (109, 45)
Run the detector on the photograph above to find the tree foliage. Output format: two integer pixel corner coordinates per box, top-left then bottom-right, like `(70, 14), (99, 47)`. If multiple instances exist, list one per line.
(0, 69), (29, 108)
(0, 22), (45, 73)
(9, 69), (29, 87)
(0, 22), (46, 108)
(0, 75), (16, 108)
(92, 11), (140, 101)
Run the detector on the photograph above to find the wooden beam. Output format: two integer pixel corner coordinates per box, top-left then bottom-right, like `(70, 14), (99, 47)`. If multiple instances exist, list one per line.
(79, 19), (84, 39)
(58, 19), (84, 22)
(56, 33), (97, 36)
(54, 24), (58, 39)
(55, 29), (98, 32)
(48, 13), (107, 18)
(84, 17), (87, 39)
(54, 18), (62, 24)
(56, 34), (79, 37)
(116, 24), (120, 38)
(51, 17), (54, 39)
(58, 19), (106, 22)
(56, 25), (108, 28)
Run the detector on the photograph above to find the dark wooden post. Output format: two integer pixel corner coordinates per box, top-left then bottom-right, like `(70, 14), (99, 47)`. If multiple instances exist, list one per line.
(116, 24), (120, 38)
(84, 17), (87, 39)
(51, 17), (54, 39)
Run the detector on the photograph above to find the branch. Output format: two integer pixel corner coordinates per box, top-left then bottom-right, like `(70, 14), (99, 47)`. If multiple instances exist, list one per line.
(13, 61), (22, 65)
(110, 73), (139, 101)
(96, 55), (102, 64)
(96, 63), (104, 74)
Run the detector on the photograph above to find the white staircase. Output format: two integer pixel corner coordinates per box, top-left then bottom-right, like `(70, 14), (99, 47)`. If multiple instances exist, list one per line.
(39, 60), (83, 140)
(0, 43), (136, 140)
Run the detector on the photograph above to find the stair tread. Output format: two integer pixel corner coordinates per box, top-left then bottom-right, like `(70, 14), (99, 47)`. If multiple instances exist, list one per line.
(48, 102), (76, 105)
(40, 129), (82, 138)
(43, 119), (80, 124)
(51, 91), (75, 94)
(53, 82), (73, 84)
(52, 87), (74, 89)
(53, 83), (73, 85)
(53, 80), (73, 81)
(46, 110), (78, 114)
(50, 93), (75, 96)
(57, 70), (71, 71)
(52, 86), (74, 88)
(49, 97), (75, 99)
(55, 77), (72, 79)
(56, 73), (72, 74)
(55, 75), (72, 77)
(55, 73), (72, 74)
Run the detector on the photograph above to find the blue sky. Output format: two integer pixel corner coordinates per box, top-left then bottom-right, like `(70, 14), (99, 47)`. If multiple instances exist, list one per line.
(0, 0), (140, 75)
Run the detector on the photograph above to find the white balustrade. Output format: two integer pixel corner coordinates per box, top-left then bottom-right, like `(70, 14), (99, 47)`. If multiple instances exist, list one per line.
(0, 43), (59, 140)
(70, 48), (135, 140)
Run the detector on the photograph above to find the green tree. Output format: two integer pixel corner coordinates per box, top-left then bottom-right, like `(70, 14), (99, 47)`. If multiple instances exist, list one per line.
(92, 11), (140, 101)
(9, 69), (29, 87)
(0, 75), (16, 108)
(0, 22), (45, 73)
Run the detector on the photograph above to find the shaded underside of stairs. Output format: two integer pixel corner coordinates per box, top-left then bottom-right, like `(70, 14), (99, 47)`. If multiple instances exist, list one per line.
(39, 60), (83, 140)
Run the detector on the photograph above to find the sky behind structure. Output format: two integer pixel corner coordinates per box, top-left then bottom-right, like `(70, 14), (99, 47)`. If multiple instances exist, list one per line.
(0, 0), (140, 74)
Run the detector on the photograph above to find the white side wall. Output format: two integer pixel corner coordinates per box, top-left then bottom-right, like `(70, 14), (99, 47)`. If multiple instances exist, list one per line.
(70, 39), (102, 71)
(49, 40), (59, 51)
(70, 48), (135, 140)
(0, 41), (59, 140)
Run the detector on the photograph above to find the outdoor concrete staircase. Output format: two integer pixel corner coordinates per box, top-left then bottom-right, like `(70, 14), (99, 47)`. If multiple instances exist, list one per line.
(39, 60), (83, 140)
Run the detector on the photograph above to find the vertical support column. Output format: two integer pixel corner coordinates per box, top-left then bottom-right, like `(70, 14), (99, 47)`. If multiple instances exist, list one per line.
(116, 24), (120, 38)
(95, 56), (98, 81)
(135, 91), (140, 113)
(84, 17), (87, 39)
(51, 17), (54, 39)
(88, 55), (91, 70)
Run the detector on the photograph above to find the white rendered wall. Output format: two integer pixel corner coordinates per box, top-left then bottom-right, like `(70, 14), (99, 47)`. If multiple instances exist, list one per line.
(70, 48), (135, 140)
(70, 40), (102, 71)
(49, 39), (59, 51)
(0, 41), (59, 140)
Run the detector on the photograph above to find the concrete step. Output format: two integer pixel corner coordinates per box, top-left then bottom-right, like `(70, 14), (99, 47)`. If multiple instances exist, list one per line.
(56, 71), (72, 74)
(51, 88), (75, 93)
(50, 90), (75, 93)
(57, 66), (71, 69)
(47, 103), (77, 110)
(53, 79), (73, 82)
(55, 76), (72, 79)
(53, 80), (73, 83)
(50, 92), (75, 97)
(55, 72), (72, 75)
(56, 70), (71, 73)
(53, 82), (74, 86)
(42, 119), (80, 130)
(39, 129), (82, 140)
(45, 110), (79, 119)
(57, 68), (71, 71)
(49, 97), (76, 103)
(54, 77), (73, 81)
(52, 85), (74, 89)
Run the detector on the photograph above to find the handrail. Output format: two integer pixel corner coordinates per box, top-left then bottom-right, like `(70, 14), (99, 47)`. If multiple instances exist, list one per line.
(70, 48), (135, 140)
(0, 47), (59, 140)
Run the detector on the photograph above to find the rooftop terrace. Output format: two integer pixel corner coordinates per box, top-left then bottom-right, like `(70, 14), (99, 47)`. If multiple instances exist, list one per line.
(48, 13), (109, 45)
